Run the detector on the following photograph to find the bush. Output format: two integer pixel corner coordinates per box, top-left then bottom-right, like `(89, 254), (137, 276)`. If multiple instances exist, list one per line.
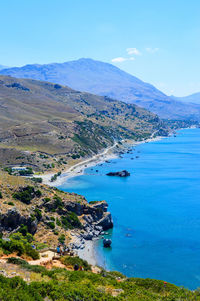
(35, 190), (42, 198)
(19, 225), (28, 236)
(19, 167), (33, 176)
(34, 208), (42, 220)
(0, 232), (39, 259)
(61, 256), (91, 271)
(61, 212), (82, 230)
(47, 222), (55, 229)
(31, 177), (43, 183)
(58, 234), (65, 245)
(8, 201), (14, 206)
(53, 195), (63, 208)
(24, 244), (39, 260)
(12, 186), (42, 204)
(0, 191), (2, 199)
(89, 200), (99, 204)
(56, 218), (61, 226)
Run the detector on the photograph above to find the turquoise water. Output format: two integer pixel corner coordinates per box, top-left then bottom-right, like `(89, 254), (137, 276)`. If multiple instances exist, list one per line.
(58, 128), (200, 289)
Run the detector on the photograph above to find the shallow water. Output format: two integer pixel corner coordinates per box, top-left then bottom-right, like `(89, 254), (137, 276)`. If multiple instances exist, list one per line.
(58, 128), (200, 289)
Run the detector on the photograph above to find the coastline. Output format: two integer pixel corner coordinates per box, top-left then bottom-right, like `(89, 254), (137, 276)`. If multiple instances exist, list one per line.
(37, 135), (166, 269)
(35, 127), (197, 274)
(39, 135), (164, 187)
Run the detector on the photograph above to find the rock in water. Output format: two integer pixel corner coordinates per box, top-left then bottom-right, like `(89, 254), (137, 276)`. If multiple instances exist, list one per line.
(106, 170), (130, 177)
(103, 238), (112, 248)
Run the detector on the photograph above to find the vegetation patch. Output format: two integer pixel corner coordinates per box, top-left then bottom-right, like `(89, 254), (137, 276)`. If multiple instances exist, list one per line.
(0, 232), (39, 260)
(61, 212), (82, 230)
(12, 186), (42, 204)
(61, 255), (91, 271)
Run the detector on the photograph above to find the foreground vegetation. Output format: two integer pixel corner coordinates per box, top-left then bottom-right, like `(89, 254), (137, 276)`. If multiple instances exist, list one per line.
(0, 232), (39, 260)
(0, 258), (200, 301)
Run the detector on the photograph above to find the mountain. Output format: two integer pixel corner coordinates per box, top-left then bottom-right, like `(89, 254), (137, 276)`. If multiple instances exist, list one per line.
(171, 92), (200, 105)
(0, 75), (166, 171)
(1, 58), (200, 120)
(0, 65), (8, 70)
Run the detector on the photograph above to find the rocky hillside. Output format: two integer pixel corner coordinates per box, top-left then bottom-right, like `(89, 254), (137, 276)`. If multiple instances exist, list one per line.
(0, 171), (199, 300)
(1, 59), (200, 120)
(0, 75), (167, 171)
(0, 170), (113, 249)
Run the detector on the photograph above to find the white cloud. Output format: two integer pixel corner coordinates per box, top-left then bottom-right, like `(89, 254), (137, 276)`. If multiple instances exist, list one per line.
(146, 47), (159, 53)
(111, 57), (135, 63)
(126, 48), (141, 55)
(111, 57), (127, 63)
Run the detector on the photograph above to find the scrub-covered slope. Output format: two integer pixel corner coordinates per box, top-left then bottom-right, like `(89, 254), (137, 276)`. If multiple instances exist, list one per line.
(0, 75), (165, 170)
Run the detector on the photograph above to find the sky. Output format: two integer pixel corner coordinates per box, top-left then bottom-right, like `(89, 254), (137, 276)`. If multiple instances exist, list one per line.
(0, 0), (200, 96)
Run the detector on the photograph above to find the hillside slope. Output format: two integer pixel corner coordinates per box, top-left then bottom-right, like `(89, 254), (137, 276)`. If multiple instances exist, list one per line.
(1, 58), (200, 120)
(172, 92), (200, 105)
(0, 75), (166, 171)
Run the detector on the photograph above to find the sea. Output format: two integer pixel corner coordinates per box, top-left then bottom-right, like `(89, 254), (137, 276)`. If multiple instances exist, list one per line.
(57, 128), (200, 289)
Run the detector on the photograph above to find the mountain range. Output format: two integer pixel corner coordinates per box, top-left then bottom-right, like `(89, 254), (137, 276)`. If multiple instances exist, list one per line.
(1, 58), (200, 121)
(171, 92), (200, 105)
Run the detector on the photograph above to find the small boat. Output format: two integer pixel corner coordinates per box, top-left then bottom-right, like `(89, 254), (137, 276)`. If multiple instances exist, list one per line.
(103, 239), (112, 248)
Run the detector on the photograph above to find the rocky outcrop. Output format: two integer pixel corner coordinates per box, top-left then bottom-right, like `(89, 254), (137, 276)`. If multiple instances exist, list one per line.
(0, 208), (37, 234)
(80, 201), (113, 240)
(106, 170), (130, 177)
(96, 212), (113, 230)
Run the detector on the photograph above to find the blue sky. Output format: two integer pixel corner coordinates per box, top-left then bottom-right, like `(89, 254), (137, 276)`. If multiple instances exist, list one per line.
(1, 0), (200, 96)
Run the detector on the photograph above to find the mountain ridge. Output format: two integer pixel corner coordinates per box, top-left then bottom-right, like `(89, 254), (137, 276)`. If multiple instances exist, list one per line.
(171, 92), (200, 105)
(1, 58), (200, 120)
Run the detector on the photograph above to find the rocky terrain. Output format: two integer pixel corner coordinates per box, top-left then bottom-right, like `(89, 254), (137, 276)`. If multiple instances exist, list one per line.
(0, 171), (113, 251)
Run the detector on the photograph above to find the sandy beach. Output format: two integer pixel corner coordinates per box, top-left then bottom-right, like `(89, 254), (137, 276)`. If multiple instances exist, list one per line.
(39, 135), (164, 187)
(76, 240), (98, 266)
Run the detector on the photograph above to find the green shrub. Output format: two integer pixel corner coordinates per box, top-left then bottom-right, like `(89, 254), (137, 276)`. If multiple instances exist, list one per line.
(12, 186), (42, 204)
(61, 212), (82, 230)
(19, 167), (33, 176)
(89, 200), (99, 204)
(0, 191), (2, 199)
(35, 190), (42, 197)
(8, 201), (14, 206)
(34, 208), (42, 220)
(58, 234), (65, 244)
(56, 218), (61, 226)
(43, 197), (51, 203)
(0, 232), (39, 259)
(53, 195), (63, 208)
(31, 177), (43, 183)
(47, 222), (55, 229)
(61, 256), (91, 271)
(19, 224), (28, 236)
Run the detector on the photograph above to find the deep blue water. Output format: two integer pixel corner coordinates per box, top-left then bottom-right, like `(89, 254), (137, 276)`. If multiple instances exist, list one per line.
(58, 128), (200, 289)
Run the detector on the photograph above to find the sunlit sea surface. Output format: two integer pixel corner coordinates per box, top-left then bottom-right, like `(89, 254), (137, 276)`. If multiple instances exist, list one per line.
(58, 128), (200, 289)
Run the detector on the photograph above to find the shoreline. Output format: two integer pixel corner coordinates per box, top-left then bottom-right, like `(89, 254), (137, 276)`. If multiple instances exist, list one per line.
(36, 127), (196, 270)
(39, 135), (164, 187)
(38, 134), (167, 268)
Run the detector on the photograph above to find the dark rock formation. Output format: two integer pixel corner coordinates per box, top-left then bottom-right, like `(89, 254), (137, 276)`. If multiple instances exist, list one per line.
(0, 208), (37, 234)
(103, 238), (112, 248)
(106, 170), (130, 177)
